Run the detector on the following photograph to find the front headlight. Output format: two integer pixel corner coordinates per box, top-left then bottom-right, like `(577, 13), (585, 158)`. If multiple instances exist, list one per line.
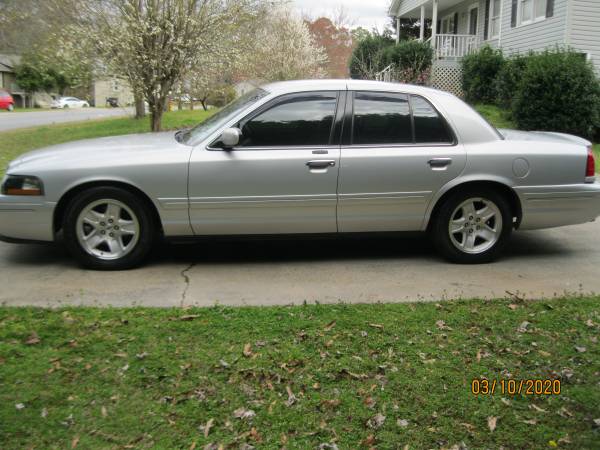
(1, 175), (44, 196)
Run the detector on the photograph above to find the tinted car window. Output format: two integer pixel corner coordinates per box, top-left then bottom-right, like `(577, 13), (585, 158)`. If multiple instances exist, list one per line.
(352, 92), (412, 145)
(239, 92), (337, 147)
(411, 95), (453, 143)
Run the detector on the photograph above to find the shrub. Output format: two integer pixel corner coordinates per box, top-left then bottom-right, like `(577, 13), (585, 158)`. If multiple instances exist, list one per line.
(512, 49), (600, 137)
(383, 40), (433, 84)
(494, 53), (527, 109)
(349, 32), (395, 79)
(461, 46), (505, 103)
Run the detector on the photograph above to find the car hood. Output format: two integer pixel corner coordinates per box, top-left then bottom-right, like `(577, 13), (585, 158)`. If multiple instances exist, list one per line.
(8, 131), (188, 173)
(499, 128), (591, 146)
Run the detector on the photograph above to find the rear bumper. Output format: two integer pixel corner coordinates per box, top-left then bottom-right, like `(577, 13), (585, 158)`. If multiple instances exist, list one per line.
(515, 182), (600, 230)
(0, 195), (55, 242)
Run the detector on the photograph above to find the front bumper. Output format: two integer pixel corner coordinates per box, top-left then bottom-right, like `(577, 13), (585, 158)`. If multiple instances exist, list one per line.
(516, 182), (600, 230)
(0, 195), (55, 242)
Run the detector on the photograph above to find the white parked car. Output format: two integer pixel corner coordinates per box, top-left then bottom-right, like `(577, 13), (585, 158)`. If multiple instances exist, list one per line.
(51, 97), (90, 109)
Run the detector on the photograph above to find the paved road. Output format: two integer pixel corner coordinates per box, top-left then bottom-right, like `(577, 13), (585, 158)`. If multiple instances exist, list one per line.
(1, 220), (599, 307)
(0, 107), (134, 132)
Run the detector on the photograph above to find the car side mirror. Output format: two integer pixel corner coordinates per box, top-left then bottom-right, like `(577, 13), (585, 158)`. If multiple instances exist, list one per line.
(221, 127), (242, 149)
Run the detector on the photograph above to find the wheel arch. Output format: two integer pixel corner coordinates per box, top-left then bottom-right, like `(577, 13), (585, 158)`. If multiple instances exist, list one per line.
(53, 180), (163, 236)
(424, 179), (522, 231)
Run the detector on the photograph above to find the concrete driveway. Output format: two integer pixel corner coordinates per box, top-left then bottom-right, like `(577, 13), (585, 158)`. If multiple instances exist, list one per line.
(0, 107), (134, 132)
(0, 220), (599, 307)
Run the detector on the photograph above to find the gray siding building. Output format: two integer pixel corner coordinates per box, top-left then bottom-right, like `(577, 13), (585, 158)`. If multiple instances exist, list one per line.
(387, 0), (600, 94)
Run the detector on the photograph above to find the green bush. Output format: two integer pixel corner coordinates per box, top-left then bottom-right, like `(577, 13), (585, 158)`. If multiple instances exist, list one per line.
(349, 32), (395, 79)
(512, 50), (600, 137)
(494, 53), (527, 109)
(383, 40), (433, 84)
(461, 46), (505, 103)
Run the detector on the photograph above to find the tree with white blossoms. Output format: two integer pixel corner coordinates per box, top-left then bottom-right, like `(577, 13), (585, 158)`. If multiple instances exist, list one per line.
(247, 7), (328, 82)
(80, 0), (266, 131)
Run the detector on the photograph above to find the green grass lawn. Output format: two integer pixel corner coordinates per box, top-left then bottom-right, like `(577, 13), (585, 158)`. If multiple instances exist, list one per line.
(473, 104), (517, 129)
(0, 109), (213, 178)
(1, 297), (598, 449)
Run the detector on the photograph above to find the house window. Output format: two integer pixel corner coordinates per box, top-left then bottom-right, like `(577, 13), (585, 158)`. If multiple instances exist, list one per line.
(111, 79), (120, 92)
(488, 0), (501, 38)
(441, 14), (455, 34)
(518, 0), (547, 25)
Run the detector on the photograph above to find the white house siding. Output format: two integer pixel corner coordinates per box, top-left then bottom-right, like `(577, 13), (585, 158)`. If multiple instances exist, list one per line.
(397, 0), (427, 16)
(567, 0), (600, 74)
(498, 0), (568, 55)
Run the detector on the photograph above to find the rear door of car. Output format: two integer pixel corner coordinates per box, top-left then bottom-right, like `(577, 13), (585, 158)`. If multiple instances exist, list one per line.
(337, 90), (466, 232)
(188, 90), (345, 235)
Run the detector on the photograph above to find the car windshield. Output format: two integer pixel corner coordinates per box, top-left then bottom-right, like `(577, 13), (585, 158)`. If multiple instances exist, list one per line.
(181, 88), (268, 145)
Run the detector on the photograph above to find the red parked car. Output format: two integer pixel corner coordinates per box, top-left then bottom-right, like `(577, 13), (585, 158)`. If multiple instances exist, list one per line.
(0, 90), (14, 111)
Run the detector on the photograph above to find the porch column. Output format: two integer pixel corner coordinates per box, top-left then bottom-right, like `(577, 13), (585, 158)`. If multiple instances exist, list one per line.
(396, 16), (401, 43)
(431, 0), (438, 50)
(419, 5), (425, 41)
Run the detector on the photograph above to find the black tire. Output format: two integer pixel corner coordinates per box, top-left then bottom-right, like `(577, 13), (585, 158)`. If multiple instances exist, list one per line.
(62, 187), (155, 270)
(431, 188), (513, 264)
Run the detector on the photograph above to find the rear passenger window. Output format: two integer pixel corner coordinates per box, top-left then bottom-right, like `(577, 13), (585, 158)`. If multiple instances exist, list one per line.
(352, 92), (412, 145)
(411, 95), (453, 143)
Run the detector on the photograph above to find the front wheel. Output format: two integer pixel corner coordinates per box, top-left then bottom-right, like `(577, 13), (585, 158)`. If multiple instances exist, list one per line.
(431, 189), (512, 264)
(63, 187), (155, 270)
(7, 104), (14, 111)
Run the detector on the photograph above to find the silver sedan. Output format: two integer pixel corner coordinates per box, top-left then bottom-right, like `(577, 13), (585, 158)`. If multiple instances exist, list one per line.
(1, 80), (599, 269)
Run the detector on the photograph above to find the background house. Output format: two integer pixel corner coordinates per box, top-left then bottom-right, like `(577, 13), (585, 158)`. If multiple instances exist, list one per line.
(388, 0), (600, 94)
(0, 54), (27, 107)
(92, 77), (134, 107)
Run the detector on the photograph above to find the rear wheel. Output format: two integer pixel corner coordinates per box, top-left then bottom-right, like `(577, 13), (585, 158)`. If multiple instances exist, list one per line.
(63, 187), (155, 270)
(431, 188), (512, 263)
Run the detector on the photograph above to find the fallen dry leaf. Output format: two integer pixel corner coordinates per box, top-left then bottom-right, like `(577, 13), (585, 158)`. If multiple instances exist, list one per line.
(233, 407), (255, 420)
(529, 404), (547, 413)
(435, 320), (452, 331)
(71, 435), (80, 448)
(101, 406), (108, 417)
(285, 386), (297, 407)
(324, 320), (336, 331)
(487, 416), (497, 432)
(204, 418), (214, 437)
(189, 442), (196, 450)
(367, 413), (386, 429)
(175, 315), (201, 321)
(397, 418), (409, 427)
(368, 323), (384, 329)
(574, 346), (587, 353)
(523, 419), (537, 425)
(243, 343), (253, 358)
(508, 304), (518, 310)
(15, 403), (25, 410)
(320, 399), (340, 409)
(25, 332), (40, 345)
(517, 321), (530, 333)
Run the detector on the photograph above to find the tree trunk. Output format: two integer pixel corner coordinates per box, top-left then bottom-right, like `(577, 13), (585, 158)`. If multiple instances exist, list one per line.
(134, 92), (145, 119)
(149, 95), (167, 132)
(178, 99), (182, 110)
(200, 98), (208, 111)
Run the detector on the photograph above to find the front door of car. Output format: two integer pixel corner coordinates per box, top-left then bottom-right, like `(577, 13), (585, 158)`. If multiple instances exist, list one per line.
(337, 91), (466, 232)
(188, 91), (344, 235)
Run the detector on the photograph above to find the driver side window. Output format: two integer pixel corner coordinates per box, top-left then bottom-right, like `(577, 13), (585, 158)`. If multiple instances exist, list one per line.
(237, 92), (338, 147)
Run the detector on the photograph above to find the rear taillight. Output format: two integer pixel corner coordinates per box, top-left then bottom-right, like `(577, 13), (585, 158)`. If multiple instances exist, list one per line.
(586, 146), (595, 179)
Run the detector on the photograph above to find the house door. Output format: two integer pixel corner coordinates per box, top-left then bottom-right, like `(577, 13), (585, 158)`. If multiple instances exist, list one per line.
(469, 6), (478, 35)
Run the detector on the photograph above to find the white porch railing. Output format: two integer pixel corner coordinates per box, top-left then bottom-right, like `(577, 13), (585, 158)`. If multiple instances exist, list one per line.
(375, 64), (394, 82)
(434, 34), (478, 59)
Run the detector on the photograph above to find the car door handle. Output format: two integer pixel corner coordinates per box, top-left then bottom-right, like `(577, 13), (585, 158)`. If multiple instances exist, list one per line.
(428, 158), (452, 168)
(306, 160), (336, 168)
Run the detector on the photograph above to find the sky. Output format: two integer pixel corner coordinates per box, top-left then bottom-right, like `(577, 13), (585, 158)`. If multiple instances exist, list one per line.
(292, 0), (392, 31)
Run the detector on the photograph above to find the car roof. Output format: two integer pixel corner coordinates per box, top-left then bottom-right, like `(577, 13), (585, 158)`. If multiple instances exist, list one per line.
(261, 79), (454, 99)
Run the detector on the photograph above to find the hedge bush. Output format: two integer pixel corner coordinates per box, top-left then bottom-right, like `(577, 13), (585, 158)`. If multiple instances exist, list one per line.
(494, 54), (527, 109)
(461, 46), (505, 103)
(349, 32), (395, 79)
(383, 40), (433, 84)
(512, 50), (600, 137)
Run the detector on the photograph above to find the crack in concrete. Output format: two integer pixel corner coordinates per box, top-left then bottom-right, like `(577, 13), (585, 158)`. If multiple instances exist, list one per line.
(179, 263), (195, 307)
